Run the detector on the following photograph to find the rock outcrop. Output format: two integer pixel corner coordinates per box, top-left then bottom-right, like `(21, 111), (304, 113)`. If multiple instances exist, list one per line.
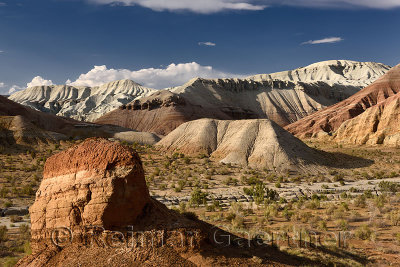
(28, 139), (150, 251)
(9, 79), (155, 122)
(285, 64), (400, 139)
(18, 138), (307, 266)
(334, 92), (400, 146)
(156, 118), (326, 172)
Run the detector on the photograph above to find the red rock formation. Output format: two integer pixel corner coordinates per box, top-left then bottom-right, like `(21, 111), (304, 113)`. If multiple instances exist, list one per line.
(29, 138), (150, 252)
(285, 64), (400, 138)
(334, 92), (400, 146)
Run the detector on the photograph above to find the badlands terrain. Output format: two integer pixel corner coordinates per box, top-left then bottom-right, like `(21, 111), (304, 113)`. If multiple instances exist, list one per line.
(10, 60), (390, 135)
(0, 59), (400, 266)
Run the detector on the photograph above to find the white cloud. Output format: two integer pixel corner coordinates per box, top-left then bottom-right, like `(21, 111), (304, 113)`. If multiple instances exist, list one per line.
(0, 82), (4, 88)
(88, 0), (267, 13)
(88, 0), (400, 13)
(302, 37), (343, 45)
(199, 42), (216, 47)
(27, 76), (54, 88)
(69, 62), (242, 89)
(8, 85), (24, 94)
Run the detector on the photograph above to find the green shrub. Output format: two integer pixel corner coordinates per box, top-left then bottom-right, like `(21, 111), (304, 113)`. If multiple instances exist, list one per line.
(189, 188), (208, 207)
(354, 225), (372, 240)
(0, 225), (7, 242)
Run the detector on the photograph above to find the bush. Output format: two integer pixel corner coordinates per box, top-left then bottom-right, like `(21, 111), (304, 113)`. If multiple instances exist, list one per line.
(0, 225), (7, 242)
(282, 207), (293, 221)
(375, 194), (387, 209)
(337, 219), (349, 231)
(232, 215), (245, 229)
(306, 199), (320, 210)
(183, 157), (191, 164)
(19, 224), (30, 240)
(0, 186), (9, 198)
(379, 181), (399, 194)
(4, 257), (19, 267)
(389, 210), (400, 226)
(354, 225), (372, 240)
(354, 195), (366, 208)
(318, 220), (328, 231)
(189, 188), (208, 207)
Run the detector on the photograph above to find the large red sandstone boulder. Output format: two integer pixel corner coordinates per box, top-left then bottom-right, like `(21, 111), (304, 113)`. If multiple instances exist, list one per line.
(29, 138), (150, 252)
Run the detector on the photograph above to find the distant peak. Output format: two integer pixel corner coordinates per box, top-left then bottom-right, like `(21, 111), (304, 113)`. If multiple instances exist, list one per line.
(104, 79), (143, 86)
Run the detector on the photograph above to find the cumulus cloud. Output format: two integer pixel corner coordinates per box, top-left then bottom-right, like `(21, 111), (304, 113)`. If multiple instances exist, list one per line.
(69, 62), (242, 89)
(88, 0), (267, 13)
(199, 42), (216, 47)
(27, 76), (54, 88)
(8, 85), (24, 94)
(302, 37), (343, 45)
(88, 0), (400, 13)
(0, 82), (4, 88)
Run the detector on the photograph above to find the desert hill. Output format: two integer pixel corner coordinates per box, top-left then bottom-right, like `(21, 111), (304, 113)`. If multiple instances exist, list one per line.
(8, 79), (155, 122)
(0, 96), (160, 146)
(285, 63), (400, 141)
(156, 118), (326, 172)
(96, 60), (389, 135)
(247, 60), (390, 87)
(16, 138), (308, 266)
(334, 89), (400, 146)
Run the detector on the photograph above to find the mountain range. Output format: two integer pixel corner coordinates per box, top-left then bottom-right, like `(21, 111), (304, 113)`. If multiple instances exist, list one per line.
(96, 60), (390, 135)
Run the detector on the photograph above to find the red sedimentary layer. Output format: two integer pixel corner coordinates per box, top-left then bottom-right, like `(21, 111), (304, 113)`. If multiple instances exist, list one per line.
(43, 138), (144, 178)
(285, 64), (400, 138)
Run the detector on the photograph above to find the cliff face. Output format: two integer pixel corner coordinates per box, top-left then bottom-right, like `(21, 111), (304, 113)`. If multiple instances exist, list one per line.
(285, 64), (400, 139)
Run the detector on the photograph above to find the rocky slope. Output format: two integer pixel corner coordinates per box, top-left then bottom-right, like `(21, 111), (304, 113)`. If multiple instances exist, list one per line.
(334, 88), (400, 146)
(17, 138), (306, 266)
(8, 79), (155, 122)
(285, 64), (400, 141)
(96, 60), (389, 135)
(0, 96), (160, 146)
(97, 77), (377, 135)
(156, 118), (326, 172)
(247, 60), (390, 87)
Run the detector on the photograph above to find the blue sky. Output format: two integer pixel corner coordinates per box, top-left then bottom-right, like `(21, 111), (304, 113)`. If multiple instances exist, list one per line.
(1, 0), (400, 93)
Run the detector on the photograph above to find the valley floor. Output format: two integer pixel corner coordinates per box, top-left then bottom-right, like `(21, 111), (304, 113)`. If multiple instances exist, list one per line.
(1, 140), (400, 266)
